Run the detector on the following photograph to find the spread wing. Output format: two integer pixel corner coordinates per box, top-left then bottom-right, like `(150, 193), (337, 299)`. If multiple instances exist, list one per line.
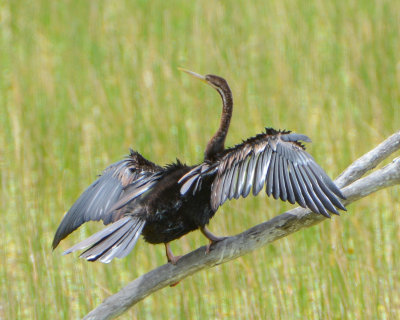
(180, 128), (346, 217)
(52, 150), (163, 249)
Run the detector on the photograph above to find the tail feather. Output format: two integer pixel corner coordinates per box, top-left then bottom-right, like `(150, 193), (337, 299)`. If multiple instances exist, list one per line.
(81, 220), (140, 263)
(62, 217), (129, 255)
(93, 223), (142, 263)
(63, 216), (145, 263)
(113, 224), (143, 259)
(79, 220), (134, 261)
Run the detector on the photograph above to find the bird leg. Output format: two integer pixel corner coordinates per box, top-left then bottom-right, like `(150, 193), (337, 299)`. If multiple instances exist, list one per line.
(164, 243), (182, 287)
(165, 243), (181, 265)
(200, 226), (227, 254)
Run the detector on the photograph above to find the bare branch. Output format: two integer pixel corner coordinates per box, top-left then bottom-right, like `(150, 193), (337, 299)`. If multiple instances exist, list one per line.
(84, 133), (400, 320)
(335, 130), (400, 188)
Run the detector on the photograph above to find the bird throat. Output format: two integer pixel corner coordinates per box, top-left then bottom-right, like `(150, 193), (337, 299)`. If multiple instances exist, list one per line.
(204, 86), (233, 161)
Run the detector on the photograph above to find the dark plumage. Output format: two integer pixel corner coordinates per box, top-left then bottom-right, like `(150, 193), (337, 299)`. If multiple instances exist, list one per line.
(53, 69), (346, 264)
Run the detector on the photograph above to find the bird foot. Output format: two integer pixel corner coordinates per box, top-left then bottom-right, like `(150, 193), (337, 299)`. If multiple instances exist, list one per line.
(200, 226), (227, 253)
(205, 236), (227, 254)
(168, 254), (182, 265)
(165, 243), (182, 265)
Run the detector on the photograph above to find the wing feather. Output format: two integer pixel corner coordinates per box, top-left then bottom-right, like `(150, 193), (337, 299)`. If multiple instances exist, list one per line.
(53, 150), (162, 249)
(298, 165), (329, 217)
(266, 151), (276, 197)
(303, 165), (339, 215)
(288, 162), (307, 208)
(307, 165), (346, 211)
(212, 167), (228, 210)
(241, 155), (253, 198)
(253, 145), (270, 196)
(228, 163), (240, 200)
(234, 160), (246, 199)
(272, 153), (281, 200)
(293, 164), (319, 213)
(309, 162), (345, 199)
(179, 128), (345, 216)
(282, 158), (295, 204)
(222, 165), (234, 202)
(246, 153), (257, 192)
(277, 155), (287, 201)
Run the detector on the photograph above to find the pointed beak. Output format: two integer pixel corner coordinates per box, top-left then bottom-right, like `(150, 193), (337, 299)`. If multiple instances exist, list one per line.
(178, 68), (207, 83)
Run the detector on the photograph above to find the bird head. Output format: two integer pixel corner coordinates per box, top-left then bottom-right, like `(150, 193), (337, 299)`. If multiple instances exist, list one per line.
(179, 68), (228, 91)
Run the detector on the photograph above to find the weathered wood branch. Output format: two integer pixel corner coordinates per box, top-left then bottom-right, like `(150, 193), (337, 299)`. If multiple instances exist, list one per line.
(335, 131), (400, 188)
(84, 131), (400, 320)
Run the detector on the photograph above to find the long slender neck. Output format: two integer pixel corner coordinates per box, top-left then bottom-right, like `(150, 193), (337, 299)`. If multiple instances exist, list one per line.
(204, 85), (233, 161)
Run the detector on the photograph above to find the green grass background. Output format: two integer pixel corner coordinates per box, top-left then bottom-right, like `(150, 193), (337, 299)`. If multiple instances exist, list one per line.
(1, 0), (400, 319)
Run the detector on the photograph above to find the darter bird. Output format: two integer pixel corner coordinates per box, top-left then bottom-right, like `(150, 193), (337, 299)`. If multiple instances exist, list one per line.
(52, 69), (346, 264)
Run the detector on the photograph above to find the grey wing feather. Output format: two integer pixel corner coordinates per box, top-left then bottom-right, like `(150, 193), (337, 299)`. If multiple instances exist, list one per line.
(241, 155), (253, 198)
(180, 128), (346, 217)
(277, 155), (287, 201)
(53, 151), (162, 249)
(253, 151), (266, 196)
(266, 152), (276, 197)
(289, 163), (307, 208)
(272, 153), (281, 200)
(282, 158), (295, 204)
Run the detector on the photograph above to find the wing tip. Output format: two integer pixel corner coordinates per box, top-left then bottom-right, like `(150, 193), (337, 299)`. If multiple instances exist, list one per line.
(52, 227), (67, 251)
(322, 212), (331, 218)
(52, 239), (59, 251)
(338, 192), (347, 201)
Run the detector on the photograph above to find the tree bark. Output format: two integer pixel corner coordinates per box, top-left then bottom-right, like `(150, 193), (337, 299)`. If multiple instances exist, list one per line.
(84, 131), (400, 320)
